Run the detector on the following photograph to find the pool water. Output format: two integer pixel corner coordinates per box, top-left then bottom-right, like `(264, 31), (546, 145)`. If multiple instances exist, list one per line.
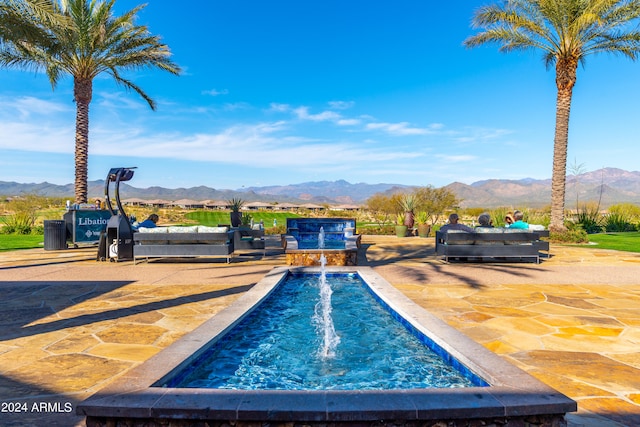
(166, 273), (482, 390)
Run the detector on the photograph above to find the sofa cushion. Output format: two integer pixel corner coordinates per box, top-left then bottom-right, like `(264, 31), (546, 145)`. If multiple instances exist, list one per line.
(504, 228), (534, 245)
(197, 226), (228, 233)
(445, 230), (474, 245)
(168, 226), (199, 234)
(474, 227), (504, 245)
(138, 226), (167, 233)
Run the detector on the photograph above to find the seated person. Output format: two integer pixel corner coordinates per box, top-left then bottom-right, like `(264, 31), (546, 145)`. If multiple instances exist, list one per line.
(439, 213), (474, 233)
(137, 214), (159, 229)
(508, 210), (529, 229)
(476, 213), (494, 228)
(504, 212), (515, 227)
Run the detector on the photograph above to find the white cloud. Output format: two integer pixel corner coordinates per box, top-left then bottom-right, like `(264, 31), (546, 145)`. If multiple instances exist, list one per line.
(365, 121), (438, 136)
(202, 88), (229, 96)
(267, 103), (291, 113)
(0, 96), (71, 119)
(452, 127), (513, 143)
(328, 100), (354, 110)
(293, 106), (341, 122)
(223, 102), (251, 111)
(337, 118), (361, 126)
(435, 154), (476, 162)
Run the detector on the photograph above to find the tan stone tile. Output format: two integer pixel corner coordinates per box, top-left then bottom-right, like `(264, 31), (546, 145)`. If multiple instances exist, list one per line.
(45, 332), (100, 354)
(4, 330), (69, 349)
(95, 324), (168, 345)
(10, 354), (132, 393)
(464, 291), (546, 308)
(87, 343), (162, 362)
(607, 353), (640, 370)
(456, 325), (503, 343)
(453, 311), (494, 323)
(472, 305), (537, 318)
(559, 326), (624, 337)
(542, 334), (635, 353)
(122, 311), (165, 324)
(619, 317), (640, 327)
(496, 332), (545, 352)
(574, 316), (626, 327)
(578, 397), (640, 426)
(546, 294), (603, 310)
(515, 350), (640, 392)
(484, 340), (518, 354)
(155, 314), (211, 333)
(524, 301), (597, 316)
(0, 348), (51, 374)
(587, 298), (640, 310)
(483, 316), (555, 336)
(620, 328), (640, 345)
(157, 305), (201, 317)
(154, 330), (189, 348)
(524, 368), (614, 398)
(536, 315), (581, 327)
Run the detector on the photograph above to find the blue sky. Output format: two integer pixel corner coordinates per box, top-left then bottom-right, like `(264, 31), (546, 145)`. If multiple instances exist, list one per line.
(1, 1), (639, 190)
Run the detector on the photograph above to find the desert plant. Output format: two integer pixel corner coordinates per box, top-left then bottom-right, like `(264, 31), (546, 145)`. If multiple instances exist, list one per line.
(416, 212), (428, 225)
(227, 198), (245, 212)
(241, 212), (253, 226)
(366, 193), (397, 227)
(1, 194), (40, 234)
(414, 185), (460, 227)
(398, 193), (417, 228)
(604, 212), (636, 232)
(609, 203), (640, 225)
(1, 212), (37, 234)
(550, 227), (589, 244)
(574, 203), (603, 234)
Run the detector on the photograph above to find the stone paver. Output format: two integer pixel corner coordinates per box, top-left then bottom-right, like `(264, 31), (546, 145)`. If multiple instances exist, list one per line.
(0, 235), (639, 426)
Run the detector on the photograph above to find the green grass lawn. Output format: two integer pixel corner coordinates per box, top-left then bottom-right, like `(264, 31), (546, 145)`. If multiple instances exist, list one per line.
(185, 211), (298, 226)
(581, 232), (640, 253)
(0, 234), (44, 251)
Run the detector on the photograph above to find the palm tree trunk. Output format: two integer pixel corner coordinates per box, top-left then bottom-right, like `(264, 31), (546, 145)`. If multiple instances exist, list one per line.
(550, 59), (578, 232)
(74, 77), (92, 204)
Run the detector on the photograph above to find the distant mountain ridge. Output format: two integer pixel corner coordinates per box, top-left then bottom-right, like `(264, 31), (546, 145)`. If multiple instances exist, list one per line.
(2, 167), (639, 208)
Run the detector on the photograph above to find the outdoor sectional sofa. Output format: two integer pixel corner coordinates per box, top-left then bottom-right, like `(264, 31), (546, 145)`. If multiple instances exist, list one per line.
(435, 228), (549, 263)
(133, 226), (235, 264)
(233, 227), (266, 255)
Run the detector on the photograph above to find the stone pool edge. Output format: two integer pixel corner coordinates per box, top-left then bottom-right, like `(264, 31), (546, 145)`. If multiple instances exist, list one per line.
(77, 266), (576, 425)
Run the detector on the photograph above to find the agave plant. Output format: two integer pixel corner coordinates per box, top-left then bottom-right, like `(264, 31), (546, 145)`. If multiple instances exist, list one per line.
(227, 198), (245, 212)
(416, 211), (429, 225)
(398, 194), (417, 228)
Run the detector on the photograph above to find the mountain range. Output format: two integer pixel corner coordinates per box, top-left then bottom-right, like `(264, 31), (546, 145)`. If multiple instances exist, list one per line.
(2, 167), (640, 209)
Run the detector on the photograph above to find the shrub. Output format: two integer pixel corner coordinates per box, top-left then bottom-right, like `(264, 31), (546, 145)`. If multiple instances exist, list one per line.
(550, 228), (589, 243)
(1, 212), (37, 234)
(574, 203), (603, 234)
(604, 212), (636, 232)
(359, 225), (396, 235)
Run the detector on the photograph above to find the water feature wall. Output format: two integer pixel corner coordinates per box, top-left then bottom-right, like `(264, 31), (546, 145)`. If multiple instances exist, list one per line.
(284, 218), (360, 265)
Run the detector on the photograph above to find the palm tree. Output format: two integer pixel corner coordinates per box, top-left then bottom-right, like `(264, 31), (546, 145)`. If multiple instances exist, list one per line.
(0, 0), (181, 203)
(464, 0), (640, 231)
(0, 0), (62, 48)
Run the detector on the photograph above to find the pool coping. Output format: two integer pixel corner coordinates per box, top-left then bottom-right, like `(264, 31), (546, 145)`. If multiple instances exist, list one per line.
(77, 266), (576, 422)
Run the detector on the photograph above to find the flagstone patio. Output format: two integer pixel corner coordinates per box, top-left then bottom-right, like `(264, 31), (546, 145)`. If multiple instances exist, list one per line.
(0, 235), (638, 426)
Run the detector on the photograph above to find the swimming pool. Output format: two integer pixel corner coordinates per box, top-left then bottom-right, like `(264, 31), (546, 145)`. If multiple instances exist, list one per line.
(77, 266), (576, 426)
(165, 272), (487, 390)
